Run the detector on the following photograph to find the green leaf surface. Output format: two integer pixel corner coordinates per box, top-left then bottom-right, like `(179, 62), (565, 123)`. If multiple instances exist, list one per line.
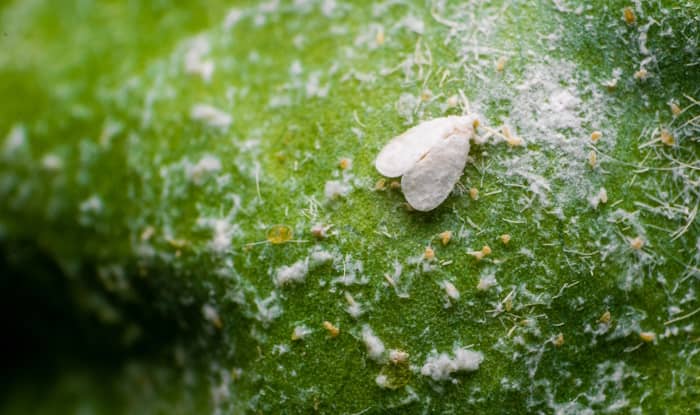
(1, 0), (699, 414)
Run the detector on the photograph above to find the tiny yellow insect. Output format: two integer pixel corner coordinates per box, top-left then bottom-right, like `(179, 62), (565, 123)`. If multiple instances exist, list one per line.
(633, 68), (649, 81)
(267, 225), (293, 244)
(660, 129), (674, 146)
(502, 125), (522, 147)
(375, 27), (385, 46)
(389, 349), (409, 364)
(588, 150), (597, 168)
(446, 95), (459, 108)
(496, 56), (507, 73)
(439, 231), (452, 246)
(469, 187), (479, 200)
(311, 224), (330, 239)
(553, 333), (565, 347)
(323, 321), (340, 338)
(630, 236), (645, 250)
(670, 103), (681, 117)
(375, 178), (387, 191)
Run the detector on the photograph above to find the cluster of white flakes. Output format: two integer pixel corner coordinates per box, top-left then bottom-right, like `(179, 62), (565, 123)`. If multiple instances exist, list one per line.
(187, 155), (222, 185)
(344, 292), (363, 318)
(291, 325), (312, 340)
(254, 292), (282, 325)
(202, 304), (222, 327)
(223, 8), (244, 30)
(420, 347), (484, 382)
(305, 71), (330, 98)
(395, 93), (419, 123)
(383, 259), (411, 299)
(275, 247), (336, 287)
(184, 36), (215, 82)
(320, 0), (337, 17)
(361, 325), (385, 362)
(210, 368), (232, 407)
(588, 187), (608, 210)
(289, 60), (303, 77)
(331, 255), (367, 286)
(3, 124), (26, 157)
(544, 361), (639, 414)
(477, 270), (498, 291)
(190, 104), (232, 129)
(600, 208), (663, 291)
(375, 373), (390, 389)
(41, 153), (63, 171)
(99, 119), (123, 149)
(197, 217), (239, 254)
(275, 259), (309, 286)
(324, 180), (350, 199)
(79, 194), (103, 215)
(406, 251), (437, 274)
(480, 58), (612, 209)
(309, 247), (335, 266)
(441, 280), (460, 302)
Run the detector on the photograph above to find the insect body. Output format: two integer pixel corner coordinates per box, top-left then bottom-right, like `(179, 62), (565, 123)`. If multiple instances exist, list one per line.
(375, 115), (478, 211)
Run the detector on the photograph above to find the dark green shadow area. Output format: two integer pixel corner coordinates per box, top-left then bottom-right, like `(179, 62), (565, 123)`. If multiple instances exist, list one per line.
(0, 240), (234, 415)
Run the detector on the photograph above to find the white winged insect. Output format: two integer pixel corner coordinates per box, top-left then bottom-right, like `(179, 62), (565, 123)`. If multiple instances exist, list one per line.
(375, 115), (479, 211)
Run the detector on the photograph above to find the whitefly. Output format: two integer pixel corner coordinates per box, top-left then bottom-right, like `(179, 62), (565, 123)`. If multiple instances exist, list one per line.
(375, 115), (479, 211)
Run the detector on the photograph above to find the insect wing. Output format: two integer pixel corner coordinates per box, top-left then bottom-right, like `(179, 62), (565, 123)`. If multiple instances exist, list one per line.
(375, 117), (461, 178)
(401, 134), (470, 211)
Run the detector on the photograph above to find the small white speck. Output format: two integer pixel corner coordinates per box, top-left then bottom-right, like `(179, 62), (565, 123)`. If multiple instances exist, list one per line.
(441, 281), (460, 301)
(320, 0), (336, 17)
(362, 325), (385, 362)
(291, 325), (312, 340)
(589, 187), (608, 209)
(344, 292), (363, 318)
(190, 104), (232, 129)
(309, 249), (334, 266)
(3, 124), (26, 156)
(207, 219), (234, 253)
(324, 180), (350, 199)
(41, 154), (63, 171)
(202, 304), (222, 327)
(477, 272), (498, 291)
(80, 195), (103, 214)
(420, 347), (484, 381)
(223, 9), (244, 30)
(188, 155), (222, 185)
(184, 37), (215, 82)
(271, 344), (290, 355)
(290, 60), (303, 76)
(275, 259), (309, 286)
